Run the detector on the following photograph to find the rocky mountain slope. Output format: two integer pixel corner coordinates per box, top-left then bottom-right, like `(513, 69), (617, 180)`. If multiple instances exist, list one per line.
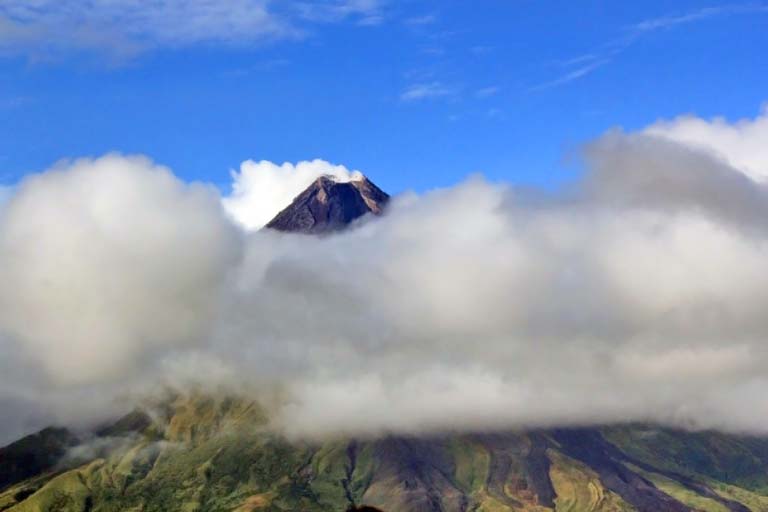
(265, 174), (388, 233)
(4, 177), (768, 511)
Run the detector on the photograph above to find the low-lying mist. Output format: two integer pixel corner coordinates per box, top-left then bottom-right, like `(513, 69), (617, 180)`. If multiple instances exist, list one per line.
(2, 107), (768, 445)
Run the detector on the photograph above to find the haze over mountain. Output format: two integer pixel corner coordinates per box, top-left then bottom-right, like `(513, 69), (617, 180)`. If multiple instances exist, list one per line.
(6, 391), (768, 512)
(6, 170), (768, 511)
(2, 1), (768, 510)
(4, 109), (768, 444)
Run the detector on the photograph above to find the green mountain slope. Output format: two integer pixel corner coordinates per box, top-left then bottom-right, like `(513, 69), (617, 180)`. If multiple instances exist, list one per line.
(2, 394), (768, 512)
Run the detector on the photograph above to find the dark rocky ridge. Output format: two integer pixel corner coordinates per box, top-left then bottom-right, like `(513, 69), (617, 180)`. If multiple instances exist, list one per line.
(0, 427), (78, 492)
(265, 174), (389, 234)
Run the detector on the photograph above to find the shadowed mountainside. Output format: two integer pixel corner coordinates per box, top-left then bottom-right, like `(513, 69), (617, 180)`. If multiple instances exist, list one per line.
(0, 428), (78, 493)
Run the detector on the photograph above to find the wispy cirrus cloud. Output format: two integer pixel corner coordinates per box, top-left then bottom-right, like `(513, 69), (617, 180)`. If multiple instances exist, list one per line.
(475, 86), (500, 98)
(553, 53), (601, 67)
(404, 14), (437, 26)
(400, 81), (456, 102)
(533, 3), (768, 91)
(0, 95), (32, 109)
(631, 4), (768, 32)
(294, 0), (386, 25)
(530, 59), (610, 91)
(0, 0), (386, 61)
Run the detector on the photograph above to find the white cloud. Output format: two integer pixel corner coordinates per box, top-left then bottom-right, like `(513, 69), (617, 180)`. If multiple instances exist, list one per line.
(645, 105), (768, 181)
(0, 184), (12, 206)
(7, 105), (768, 442)
(222, 158), (363, 230)
(0, 154), (241, 385)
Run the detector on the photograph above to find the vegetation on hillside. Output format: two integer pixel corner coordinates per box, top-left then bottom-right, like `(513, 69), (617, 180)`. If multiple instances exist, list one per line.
(3, 394), (768, 512)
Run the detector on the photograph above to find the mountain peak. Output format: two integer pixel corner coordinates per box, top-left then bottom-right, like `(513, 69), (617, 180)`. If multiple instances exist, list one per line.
(265, 174), (389, 234)
(317, 170), (365, 183)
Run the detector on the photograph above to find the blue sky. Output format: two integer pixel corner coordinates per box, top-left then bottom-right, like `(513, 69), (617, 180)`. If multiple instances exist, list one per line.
(1, 0), (767, 194)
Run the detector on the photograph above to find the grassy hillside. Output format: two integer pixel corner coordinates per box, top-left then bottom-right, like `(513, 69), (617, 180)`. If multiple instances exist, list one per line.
(3, 395), (768, 512)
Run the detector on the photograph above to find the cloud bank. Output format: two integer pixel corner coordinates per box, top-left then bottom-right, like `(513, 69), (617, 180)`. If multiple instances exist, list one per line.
(3, 107), (768, 444)
(0, 155), (241, 385)
(646, 105), (768, 181)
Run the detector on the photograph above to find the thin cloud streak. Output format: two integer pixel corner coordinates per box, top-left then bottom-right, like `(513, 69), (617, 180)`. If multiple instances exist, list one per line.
(0, 0), (387, 61)
(529, 59), (609, 91)
(475, 86), (500, 98)
(400, 81), (456, 102)
(533, 3), (768, 91)
(632, 4), (768, 32)
(404, 14), (438, 26)
(294, 0), (386, 24)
